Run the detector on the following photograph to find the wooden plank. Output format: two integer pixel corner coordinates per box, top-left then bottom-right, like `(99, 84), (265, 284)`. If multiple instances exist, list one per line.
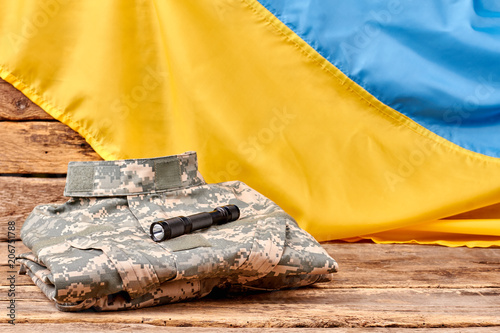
(0, 177), (66, 240)
(2, 243), (500, 289)
(2, 286), (499, 328)
(0, 323), (497, 333)
(0, 121), (101, 174)
(0, 78), (54, 120)
(0, 265), (32, 285)
(322, 243), (500, 288)
(0, 242), (30, 266)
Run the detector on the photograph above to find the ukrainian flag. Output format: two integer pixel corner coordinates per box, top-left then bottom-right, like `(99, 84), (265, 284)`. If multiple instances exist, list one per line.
(1, 0), (500, 247)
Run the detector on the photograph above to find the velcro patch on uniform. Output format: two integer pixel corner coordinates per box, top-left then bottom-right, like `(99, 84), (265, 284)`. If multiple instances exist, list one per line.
(66, 165), (95, 192)
(155, 159), (182, 190)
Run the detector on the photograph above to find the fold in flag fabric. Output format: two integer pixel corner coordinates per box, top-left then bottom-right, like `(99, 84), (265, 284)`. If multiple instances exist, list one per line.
(1, 0), (500, 247)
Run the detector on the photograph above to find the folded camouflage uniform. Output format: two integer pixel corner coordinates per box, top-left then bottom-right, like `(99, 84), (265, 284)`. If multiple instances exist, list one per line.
(17, 151), (338, 311)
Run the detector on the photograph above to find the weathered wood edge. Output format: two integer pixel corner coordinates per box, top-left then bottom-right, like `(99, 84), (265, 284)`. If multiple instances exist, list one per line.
(0, 78), (54, 120)
(1, 323), (498, 332)
(0, 122), (101, 174)
(0, 177), (67, 240)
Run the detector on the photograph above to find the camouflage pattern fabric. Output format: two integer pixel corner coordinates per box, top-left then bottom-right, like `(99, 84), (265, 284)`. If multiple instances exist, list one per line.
(17, 151), (338, 311)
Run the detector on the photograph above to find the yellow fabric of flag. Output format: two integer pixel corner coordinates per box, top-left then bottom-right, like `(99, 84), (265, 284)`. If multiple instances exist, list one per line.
(1, 0), (500, 246)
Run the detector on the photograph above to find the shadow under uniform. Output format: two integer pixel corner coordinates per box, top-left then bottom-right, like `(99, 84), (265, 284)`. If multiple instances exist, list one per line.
(17, 152), (338, 311)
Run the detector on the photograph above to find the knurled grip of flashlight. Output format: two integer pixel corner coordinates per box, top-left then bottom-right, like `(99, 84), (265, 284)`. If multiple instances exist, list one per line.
(150, 205), (240, 242)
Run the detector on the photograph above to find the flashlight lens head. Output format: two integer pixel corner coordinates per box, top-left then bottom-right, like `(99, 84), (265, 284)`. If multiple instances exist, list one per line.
(225, 204), (240, 221)
(151, 223), (165, 242)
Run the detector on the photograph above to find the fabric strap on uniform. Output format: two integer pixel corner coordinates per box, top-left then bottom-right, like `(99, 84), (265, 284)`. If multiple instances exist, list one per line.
(160, 234), (212, 252)
(64, 151), (205, 197)
(31, 225), (115, 255)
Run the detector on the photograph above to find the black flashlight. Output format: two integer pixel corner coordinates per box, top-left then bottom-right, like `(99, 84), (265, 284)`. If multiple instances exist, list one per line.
(150, 205), (240, 242)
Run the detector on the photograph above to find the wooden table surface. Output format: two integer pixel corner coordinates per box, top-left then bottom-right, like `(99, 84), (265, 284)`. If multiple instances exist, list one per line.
(1, 78), (499, 332)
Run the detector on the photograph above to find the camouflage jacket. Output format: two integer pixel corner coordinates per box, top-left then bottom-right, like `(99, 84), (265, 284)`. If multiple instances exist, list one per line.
(17, 152), (338, 311)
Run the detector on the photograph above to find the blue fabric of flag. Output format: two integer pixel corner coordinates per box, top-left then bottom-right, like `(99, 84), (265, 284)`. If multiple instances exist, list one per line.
(257, 0), (500, 157)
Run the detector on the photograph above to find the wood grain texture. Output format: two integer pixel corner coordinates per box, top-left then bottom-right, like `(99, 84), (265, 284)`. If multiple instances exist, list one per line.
(0, 121), (101, 173)
(1, 241), (29, 266)
(0, 324), (496, 333)
(1, 285), (499, 328)
(0, 177), (67, 240)
(323, 242), (500, 288)
(0, 78), (54, 120)
(1, 265), (32, 285)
